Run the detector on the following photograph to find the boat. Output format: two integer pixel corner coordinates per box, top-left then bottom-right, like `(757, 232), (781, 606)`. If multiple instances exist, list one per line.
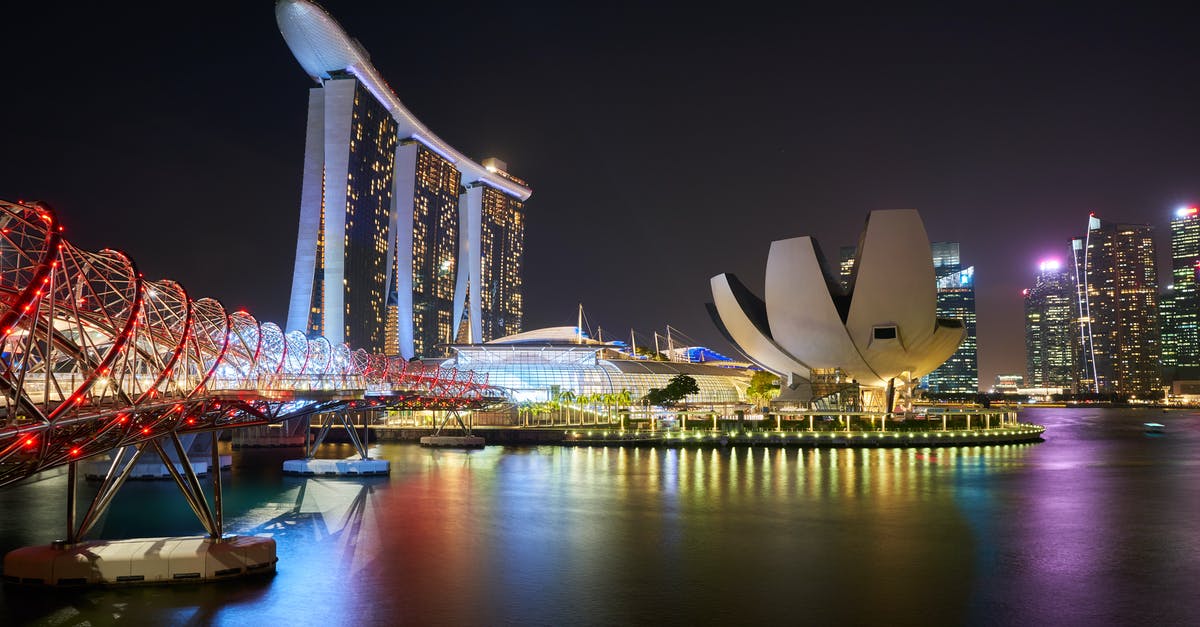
(1144, 422), (1165, 434)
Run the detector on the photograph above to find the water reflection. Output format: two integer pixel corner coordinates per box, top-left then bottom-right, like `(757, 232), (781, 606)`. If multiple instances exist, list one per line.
(0, 409), (1197, 625)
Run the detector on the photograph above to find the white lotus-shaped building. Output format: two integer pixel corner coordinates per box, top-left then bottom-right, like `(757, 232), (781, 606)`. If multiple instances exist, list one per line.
(709, 210), (964, 400)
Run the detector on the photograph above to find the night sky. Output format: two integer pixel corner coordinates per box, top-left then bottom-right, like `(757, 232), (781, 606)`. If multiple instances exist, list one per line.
(4, 1), (1198, 388)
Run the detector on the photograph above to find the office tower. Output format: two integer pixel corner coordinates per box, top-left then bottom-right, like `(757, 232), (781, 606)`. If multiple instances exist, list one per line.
(278, 0), (531, 357)
(924, 242), (979, 394)
(1024, 260), (1075, 387)
(1162, 207), (1200, 372)
(838, 246), (856, 291)
(1071, 215), (1161, 395)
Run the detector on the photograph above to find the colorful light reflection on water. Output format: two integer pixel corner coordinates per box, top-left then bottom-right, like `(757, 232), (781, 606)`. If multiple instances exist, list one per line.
(0, 408), (1197, 625)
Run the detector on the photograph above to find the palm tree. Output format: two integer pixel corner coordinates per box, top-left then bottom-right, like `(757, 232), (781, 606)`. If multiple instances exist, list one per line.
(560, 390), (577, 424)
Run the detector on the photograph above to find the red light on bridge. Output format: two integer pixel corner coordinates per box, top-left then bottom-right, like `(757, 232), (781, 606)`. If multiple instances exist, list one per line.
(186, 418), (196, 425)
(70, 448), (80, 456)
(24, 438), (35, 447)
(141, 427), (150, 435)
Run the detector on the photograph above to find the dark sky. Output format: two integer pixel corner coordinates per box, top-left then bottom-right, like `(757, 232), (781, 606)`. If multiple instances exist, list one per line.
(3, 1), (1197, 388)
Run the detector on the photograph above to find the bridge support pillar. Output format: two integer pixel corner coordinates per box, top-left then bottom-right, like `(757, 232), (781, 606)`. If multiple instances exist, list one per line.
(284, 411), (390, 476)
(66, 462), (78, 545)
(3, 434), (277, 588)
(420, 408), (485, 449)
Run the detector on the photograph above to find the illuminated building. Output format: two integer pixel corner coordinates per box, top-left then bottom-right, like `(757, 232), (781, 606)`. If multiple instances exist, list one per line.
(1023, 259), (1076, 388)
(923, 242), (979, 394)
(993, 374), (1023, 394)
(838, 245), (857, 291)
(443, 327), (748, 405)
(709, 210), (964, 411)
(277, 0), (531, 357)
(455, 158), (527, 344)
(1070, 215), (1161, 395)
(1162, 206), (1200, 373)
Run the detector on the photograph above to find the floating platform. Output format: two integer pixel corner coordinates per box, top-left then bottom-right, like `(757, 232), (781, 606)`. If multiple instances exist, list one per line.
(281, 458), (390, 475)
(2, 535), (276, 587)
(81, 455), (232, 481)
(420, 435), (486, 449)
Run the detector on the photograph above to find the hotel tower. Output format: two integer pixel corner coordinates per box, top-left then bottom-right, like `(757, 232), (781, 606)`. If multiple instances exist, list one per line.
(276, 0), (531, 358)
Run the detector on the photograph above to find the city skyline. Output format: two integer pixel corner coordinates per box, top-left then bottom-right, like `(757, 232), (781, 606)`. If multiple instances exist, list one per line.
(2, 2), (1198, 387)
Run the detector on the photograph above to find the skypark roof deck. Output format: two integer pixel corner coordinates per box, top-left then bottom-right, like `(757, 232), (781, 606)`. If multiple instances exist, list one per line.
(275, 0), (532, 200)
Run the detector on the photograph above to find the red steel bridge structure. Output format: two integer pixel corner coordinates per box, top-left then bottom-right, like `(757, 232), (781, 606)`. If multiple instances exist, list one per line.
(0, 199), (499, 543)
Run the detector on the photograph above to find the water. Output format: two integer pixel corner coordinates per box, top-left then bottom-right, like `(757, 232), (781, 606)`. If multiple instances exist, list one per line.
(0, 408), (1197, 626)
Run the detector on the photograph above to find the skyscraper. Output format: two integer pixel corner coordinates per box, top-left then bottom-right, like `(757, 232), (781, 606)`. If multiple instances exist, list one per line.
(924, 242), (978, 394)
(1162, 207), (1200, 373)
(457, 162), (527, 342)
(289, 75), (398, 351)
(1024, 259), (1075, 388)
(1160, 286), (1178, 369)
(277, 0), (531, 357)
(1071, 215), (1161, 395)
(838, 245), (857, 291)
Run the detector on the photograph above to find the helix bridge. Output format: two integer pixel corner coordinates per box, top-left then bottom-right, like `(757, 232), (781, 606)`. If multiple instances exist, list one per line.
(0, 199), (498, 491)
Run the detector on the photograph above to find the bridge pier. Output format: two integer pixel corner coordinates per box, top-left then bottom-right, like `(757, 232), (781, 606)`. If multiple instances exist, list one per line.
(3, 432), (275, 587)
(282, 411), (390, 476)
(420, 408), (485, 449)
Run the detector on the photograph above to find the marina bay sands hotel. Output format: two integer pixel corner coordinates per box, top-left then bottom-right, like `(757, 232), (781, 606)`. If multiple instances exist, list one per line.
(276, 0), (531, 358)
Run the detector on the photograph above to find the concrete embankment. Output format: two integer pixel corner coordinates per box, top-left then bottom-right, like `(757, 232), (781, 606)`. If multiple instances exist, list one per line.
(311, 425), (1044, 448)
(562, 424), (1046, 448)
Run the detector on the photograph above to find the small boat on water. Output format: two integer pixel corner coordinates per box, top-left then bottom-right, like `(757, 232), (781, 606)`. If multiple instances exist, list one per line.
(1144, 422), (1165, 434)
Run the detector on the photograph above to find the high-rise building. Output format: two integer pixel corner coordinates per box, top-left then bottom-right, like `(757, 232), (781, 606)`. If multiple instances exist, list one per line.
(1162, 207), (1200, 373)
(838, 246), (857, 291)
(458, 165), (526, 342)
(277, 0), (531, 357)
(1070, 215), (1160, 395)
(924, 243), (978, 394)
(1024, 259), (1075, 387)
(1160, 286), (1178, 370)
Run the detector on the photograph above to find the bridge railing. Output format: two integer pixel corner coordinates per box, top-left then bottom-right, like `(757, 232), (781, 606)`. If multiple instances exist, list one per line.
(206, 374), (369, 392)
(0, 199), (504, 487)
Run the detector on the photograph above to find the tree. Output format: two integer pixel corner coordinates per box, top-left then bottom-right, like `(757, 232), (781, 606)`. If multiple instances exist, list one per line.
(643, 374), (701, 407)
(635, 346), (668, 361)
(746, 371), (780, 409)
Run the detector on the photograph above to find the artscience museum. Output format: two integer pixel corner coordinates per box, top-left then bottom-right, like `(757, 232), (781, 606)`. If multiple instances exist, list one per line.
(708, 210), (965, 410)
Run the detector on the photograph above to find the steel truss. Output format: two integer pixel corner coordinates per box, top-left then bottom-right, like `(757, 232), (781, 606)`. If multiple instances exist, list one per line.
(0, 200), (500, 491)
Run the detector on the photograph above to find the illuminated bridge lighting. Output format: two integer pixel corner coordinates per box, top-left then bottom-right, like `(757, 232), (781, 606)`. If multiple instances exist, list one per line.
(0, 200), (498, 488)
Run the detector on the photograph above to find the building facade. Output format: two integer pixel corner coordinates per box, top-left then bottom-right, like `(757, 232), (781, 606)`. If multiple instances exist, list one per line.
(288, 76), (398, 350)
(1162, 207), (1200, 373)
(993, 374), (1023, 394)
(277, 0), (531, 358)
(443, 327), (749, 406)
(924, 242), (979, 394)
(1023, 260), (1076, 388)
(1071, 215), (1160, 395)
(838, 245), (857, 291)
(474, 179), (525, 341)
